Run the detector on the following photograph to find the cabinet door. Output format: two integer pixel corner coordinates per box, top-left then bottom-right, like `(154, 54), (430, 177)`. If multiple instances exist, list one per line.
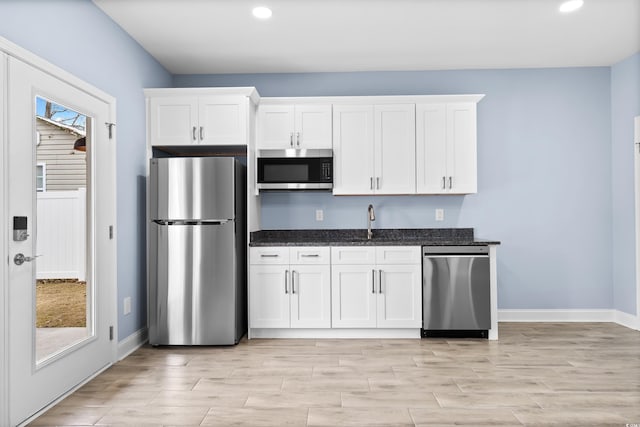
(294, 104), (332, 149)
(447, 103), (477, 194)
(290, 265), (331, 328)
(416, 103), (447, 193)
(249, 265), (290, 328)
(374, 104), (416, 194)
(332, 105), (375, 195)
(258, 104), (295, 149)
(331, 265), (377, 328)
(376, 264), (422, 328)
(149, 96), (198, 146)
(198, 96), (247, 145)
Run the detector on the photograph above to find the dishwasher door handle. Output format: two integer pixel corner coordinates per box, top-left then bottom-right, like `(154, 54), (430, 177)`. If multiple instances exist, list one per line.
(424, 254), (489, 259)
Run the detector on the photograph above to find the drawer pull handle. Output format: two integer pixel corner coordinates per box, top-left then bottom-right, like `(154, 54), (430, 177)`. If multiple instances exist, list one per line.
(300, 254), (320, 258)
(260, 254), (279, 258)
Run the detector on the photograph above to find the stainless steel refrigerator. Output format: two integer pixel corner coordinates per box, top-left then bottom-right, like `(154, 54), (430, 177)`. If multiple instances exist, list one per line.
(148, 157), (246, 345)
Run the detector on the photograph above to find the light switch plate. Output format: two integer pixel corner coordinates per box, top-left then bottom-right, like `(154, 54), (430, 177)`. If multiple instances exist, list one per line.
(435, 209), (444, 221)
(316, 209), (324, 221)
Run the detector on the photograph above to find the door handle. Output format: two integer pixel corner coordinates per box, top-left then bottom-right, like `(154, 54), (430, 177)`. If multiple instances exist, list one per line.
(291, 270), (296, 294)
(449, 176), (453, 189)
(192, 126), (197, 141)
(199, 126), (204, 140)
(296, 132), (301, 146)
(14, 253), (41, 266)
(284, 269), (289, 294)
(378, 269), (382, 293)
(290, 133), (294, 147)
(372, 269), (376, 293)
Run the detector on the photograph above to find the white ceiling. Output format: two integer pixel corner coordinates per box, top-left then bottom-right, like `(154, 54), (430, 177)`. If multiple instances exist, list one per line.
(93, 0), (640, 75)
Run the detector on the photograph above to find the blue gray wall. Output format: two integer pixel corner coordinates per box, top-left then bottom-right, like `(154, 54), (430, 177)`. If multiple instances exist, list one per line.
(0, 0), (172, 340)
(611, 52), (640, 315)
(175, 67), (617, 311)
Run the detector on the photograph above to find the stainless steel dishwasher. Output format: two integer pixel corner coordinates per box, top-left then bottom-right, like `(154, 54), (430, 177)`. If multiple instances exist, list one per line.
(422, 246), (490, 338)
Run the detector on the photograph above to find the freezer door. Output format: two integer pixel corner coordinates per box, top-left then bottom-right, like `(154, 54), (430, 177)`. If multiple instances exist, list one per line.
(149, 221), (237, 345)
(422, 255), (490, 330)
(150, 157), (236, 221)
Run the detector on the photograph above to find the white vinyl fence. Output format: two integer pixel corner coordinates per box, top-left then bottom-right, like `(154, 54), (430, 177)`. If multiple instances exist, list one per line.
(36, 189), (86, 281)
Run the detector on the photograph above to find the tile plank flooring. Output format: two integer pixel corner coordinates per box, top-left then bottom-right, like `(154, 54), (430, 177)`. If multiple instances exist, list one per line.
(31, 323), (640, 426)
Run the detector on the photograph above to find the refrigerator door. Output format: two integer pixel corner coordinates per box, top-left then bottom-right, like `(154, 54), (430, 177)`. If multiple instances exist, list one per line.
(149, 221), (237, 345)
(150, 157), (236, 221)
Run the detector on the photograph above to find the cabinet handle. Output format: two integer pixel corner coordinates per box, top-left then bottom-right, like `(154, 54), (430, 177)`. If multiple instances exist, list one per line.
(260, 254), (279, 258)
(376, 177), (380, 190)
(192, 126), (197, 141)
(370, 177), (374, 190)
(296, 132), (301, 147)
(378, 270), (382, 293)
(300, 254), (320, 258)
(442, 176), (446, 190)
(200, 126), (204, 140)
(449, 176), (452, 189)
(290, 133), (294, 147)
(372, 269), (376, 293)
(291, 270), (296, 294)
(285, 269), (289, 294)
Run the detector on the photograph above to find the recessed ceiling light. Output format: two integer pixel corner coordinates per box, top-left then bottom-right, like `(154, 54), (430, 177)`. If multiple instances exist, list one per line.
(559, 0), (584, 13)
(252, 6), (272, 20)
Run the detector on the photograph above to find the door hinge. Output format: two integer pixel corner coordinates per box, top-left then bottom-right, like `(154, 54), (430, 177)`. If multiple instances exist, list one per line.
(109, 225), (114, 240)
(105, 122), (115, 139)
(109, 326), (114, 341)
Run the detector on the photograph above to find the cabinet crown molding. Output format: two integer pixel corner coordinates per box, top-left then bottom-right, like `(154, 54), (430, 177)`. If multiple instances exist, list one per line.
(259, 94), (485, 105)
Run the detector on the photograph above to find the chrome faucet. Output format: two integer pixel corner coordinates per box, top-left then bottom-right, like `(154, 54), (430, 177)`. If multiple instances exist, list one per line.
(367, 204), (376, 240)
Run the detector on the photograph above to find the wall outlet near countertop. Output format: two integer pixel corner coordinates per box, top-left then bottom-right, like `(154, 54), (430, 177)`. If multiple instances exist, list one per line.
(123, 297), (131, 315)
(316, 209), (324, 221)
(435, 208), (444, 221)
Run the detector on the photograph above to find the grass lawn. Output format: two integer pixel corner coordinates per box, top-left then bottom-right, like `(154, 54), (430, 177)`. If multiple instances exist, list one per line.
(36, 279), (86, 328)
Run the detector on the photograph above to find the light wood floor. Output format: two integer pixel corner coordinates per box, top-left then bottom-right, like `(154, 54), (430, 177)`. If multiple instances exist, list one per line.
(30, 322), (640, 426)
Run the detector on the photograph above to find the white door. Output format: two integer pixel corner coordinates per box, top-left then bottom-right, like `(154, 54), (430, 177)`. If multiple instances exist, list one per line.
(294, 104), (332, 149)
(635, 115), (640, 326)
(447, 103), (477, 193)
(149, 96), (198, 145)
(376, 265), (422, 328)
(332, 105), (375, 195)
(249, 265), (290, 328)
(258, 104), (295, 149)
(416, 103), (447, 193)
(375, 104), (416, 194)
(7, 57), (116, 426)
(331, 265), (377, 328)
(198, 96), (247, 145)
(290, 265), (331, 328)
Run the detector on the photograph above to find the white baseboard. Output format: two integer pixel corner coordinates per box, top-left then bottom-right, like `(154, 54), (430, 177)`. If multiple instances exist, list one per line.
(613, 310), (640, 330)
(117, 327), (148, 361)
(498, 309), (639, 330)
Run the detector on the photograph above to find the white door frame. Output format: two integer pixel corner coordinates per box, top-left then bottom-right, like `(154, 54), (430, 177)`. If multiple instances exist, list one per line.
(635, 116), (640, 330)
(0, 36), (117, 426)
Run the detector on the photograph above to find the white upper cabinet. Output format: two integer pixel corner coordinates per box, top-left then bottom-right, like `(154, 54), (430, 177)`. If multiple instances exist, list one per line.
(333, 104), (415, 195)
(258, 104), (332, 149)
(146, 88), (258, 146)
(148, 96), (198, 146)
(332, 105), (375, 194)
(416, 101), (479, 194)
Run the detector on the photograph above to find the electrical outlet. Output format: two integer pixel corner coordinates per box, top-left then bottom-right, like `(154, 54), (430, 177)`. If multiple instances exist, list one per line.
(315, 209), (324, 221)
(435, 208), (444, 221)
(123, 297), (131, 315)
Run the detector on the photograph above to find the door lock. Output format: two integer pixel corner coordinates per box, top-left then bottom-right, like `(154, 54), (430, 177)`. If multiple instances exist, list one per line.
(14, 253), (41, 266)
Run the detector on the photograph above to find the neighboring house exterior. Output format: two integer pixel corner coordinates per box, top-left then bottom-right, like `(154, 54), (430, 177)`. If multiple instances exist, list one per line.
(35, 116), (86, 191)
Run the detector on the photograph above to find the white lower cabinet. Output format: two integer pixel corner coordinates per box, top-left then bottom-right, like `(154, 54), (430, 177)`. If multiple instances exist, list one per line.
(249, 247), (331, 329)
(331, 246), (422, 328)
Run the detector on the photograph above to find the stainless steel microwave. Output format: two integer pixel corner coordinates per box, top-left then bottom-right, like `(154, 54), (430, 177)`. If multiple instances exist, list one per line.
(257, 149), (333, 190)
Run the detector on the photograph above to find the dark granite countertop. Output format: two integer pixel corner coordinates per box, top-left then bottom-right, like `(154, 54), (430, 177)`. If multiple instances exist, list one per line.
(249, 228), (500, 247)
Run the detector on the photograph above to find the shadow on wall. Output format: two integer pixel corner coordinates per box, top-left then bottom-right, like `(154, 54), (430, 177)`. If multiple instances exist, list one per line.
(137, 175), (147, 324)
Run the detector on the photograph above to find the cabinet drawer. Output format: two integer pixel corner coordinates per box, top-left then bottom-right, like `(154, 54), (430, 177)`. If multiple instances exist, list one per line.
(250, 247), (290, 264)
(375, 246), (421, 265)
(331, 247), (376, 265)
(290, 247), (330, 265)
